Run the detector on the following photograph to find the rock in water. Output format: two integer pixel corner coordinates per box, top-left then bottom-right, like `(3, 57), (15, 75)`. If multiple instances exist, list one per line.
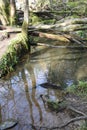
(0, 119), (18, 130)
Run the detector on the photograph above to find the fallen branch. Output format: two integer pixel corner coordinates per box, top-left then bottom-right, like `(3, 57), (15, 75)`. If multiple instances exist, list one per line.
(50, 116), (87, 129)
(30, 31), (86, 47)
(67, 106), (86, 116)
(31, 31), (70, 42)
(28, 116), (87, 130)
(31, 42), (87, 49)
(63, 34), (86, 47)
(29, 106), (87, 129)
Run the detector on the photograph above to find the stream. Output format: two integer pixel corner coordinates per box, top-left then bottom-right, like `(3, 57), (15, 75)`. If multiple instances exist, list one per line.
(0, 46), (87, 130)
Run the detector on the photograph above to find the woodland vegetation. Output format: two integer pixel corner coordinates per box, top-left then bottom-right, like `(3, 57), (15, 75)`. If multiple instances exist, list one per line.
(0, 0), (87, 129)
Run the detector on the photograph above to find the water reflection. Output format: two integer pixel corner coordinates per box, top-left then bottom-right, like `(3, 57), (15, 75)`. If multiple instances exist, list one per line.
(0, 104), (2, 123)
(0, 47), (87, 129)
(21, 64), (42, 124)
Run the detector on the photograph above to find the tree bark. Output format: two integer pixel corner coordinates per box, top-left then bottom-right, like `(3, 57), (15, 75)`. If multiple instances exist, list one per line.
(10, 0), (16, 25)
(0, 0), (9, 25)
(22, 0), (29, 35)
(22, 0), (30, 50)
(31, 31), (70, 42)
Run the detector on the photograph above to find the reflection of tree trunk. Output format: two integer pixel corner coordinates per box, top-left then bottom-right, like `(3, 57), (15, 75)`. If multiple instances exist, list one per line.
(0, 105), (2, 123)
(22, 62), (43, 123)
(21, 68), (34, 124)
(26, 63), (43, 122)
(32, 89), (42, 122)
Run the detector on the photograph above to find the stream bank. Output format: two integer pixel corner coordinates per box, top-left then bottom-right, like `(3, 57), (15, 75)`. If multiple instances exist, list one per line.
(0, 28), (30, 78)
(0, 46), (87, 130)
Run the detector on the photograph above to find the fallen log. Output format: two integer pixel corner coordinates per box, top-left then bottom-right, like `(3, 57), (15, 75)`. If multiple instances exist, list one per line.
(29, 17), (87, 33)
(56, 18), (87, 27)
(30, 31), (70, 42)
(63, 34), (86, 47)
(30, 31), (86, 47)
(55, 24), (87, 32)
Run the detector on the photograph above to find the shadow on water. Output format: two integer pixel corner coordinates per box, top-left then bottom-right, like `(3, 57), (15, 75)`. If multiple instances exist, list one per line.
(0, 46), (87, 129)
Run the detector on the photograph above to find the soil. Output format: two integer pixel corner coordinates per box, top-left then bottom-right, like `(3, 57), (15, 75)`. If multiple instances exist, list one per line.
(40, 92), (87, 130)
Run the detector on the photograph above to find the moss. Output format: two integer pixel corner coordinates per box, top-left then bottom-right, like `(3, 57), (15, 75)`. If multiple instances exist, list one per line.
(80, 123), (87, 130)
(22, 21), (28, 34)
(66, 81), (87, 98)
(47, 100), (67, 112)
(67, 1), (87, 17)
(43, 19), (56, 24)
(31, 14), (42, 25)
(75, 30), (87, 39)
(10, 16), (16, 26)
(0, 1), (10, 25)
(0, 33), (30, 78)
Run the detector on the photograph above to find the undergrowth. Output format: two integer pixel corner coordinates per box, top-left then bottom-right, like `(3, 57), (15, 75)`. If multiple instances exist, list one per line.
(66, 81), (87, 98)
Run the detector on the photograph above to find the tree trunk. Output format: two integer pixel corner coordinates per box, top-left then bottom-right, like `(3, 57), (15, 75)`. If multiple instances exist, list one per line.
(49, 0), (53, 9)
(22, 0), (30, 50)
(0, 0), (9, 25)
(22, 0), (29, 35)
(10, 0), (16, 25)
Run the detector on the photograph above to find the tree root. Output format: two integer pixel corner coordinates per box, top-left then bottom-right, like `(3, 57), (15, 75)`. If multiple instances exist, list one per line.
(67, 106), (86, 116)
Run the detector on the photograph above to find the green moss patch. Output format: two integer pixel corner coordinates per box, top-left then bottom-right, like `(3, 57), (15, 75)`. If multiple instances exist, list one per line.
(47, 100), (67, 112)
(0, 33), (30, 78)
(66, 81), (87, 98)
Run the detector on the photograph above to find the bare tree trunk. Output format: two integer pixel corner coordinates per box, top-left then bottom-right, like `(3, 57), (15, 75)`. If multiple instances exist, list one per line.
(22, 0), (29, 34)
(24, 0), (29, 25)
(0, 0), (9, 25)
(49, 0), (53, 9)
(10, 0), (16, 25)
(22, 0), (30, 50)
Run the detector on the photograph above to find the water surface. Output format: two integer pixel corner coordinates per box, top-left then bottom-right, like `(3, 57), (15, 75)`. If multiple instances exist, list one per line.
(0, 46), (87, 130)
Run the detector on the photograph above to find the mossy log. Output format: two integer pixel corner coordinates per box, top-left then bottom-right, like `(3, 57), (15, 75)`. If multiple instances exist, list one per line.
(30, 31), (85, 46)
(0, 33), (30, 78)
(30, 17), (87, 33)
